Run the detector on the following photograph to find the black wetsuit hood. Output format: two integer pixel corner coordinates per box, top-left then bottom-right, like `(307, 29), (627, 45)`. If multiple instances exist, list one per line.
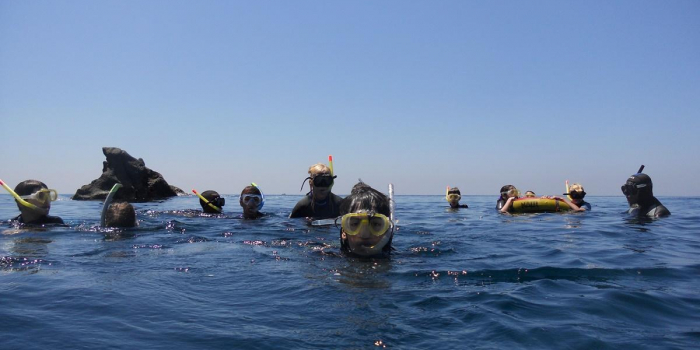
(622, 173), (654, 207)
(622, 172), (670, 217)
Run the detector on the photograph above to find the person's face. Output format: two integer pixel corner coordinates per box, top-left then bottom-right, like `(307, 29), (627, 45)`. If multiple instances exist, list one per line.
(17, 196), (51, 222)
(240, 193), (261, 213)
(341, 210), (392, 256)
(311, 173), (332, 199)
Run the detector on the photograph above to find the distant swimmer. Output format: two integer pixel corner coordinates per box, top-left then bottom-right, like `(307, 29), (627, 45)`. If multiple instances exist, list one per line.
(290, 162), (342, 220)
(195, 190), (225, 214)
(621, 165), (670, 218)
(525, 191), (536, 198)
(104, 202), (137, 227)
(240, 184), (265, 220)
(497, 185), (519, 213)
(446, 186), (468, 209)
(1, 179), (65, 225)
(558, 183), (591, 212)
(339, 182), (394, 258)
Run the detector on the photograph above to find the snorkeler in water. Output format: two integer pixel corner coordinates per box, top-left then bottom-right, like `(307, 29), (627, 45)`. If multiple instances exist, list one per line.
(104, 202), (137, 227)
(290, 163), (343, 220)
(196, 190), (225, 214)
(240, 184), (265, 220)
(497, 185), (519, 213)
(621, 166), (670, 218)
(3, 179), (64, 225)
(557, 183), (591, 212)
(525, 191), (536, 198)
(446, 187), (468, 209)
(338, 182), (394, 258)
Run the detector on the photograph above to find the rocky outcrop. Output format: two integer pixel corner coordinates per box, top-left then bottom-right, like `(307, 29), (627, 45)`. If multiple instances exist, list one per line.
(73, 147), (185, 202)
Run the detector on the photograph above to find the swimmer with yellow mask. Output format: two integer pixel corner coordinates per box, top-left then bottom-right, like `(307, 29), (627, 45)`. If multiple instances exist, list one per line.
(338, 182), (394, 257)
(1, 179), (64, 225)
(446, 186), (469, 209)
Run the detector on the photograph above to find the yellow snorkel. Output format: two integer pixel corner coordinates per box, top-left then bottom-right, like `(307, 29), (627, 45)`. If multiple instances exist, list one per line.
(446, 186), (450, 202)
(328, 155), (334, 176)
(192, 189), (222, 213)
(0, 178), (46, 213)
(565, 180), (571, 200)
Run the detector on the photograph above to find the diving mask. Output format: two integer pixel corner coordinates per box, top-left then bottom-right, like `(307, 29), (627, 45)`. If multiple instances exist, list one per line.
(565, 190), (586, 200)
(299, 174), (337, 191)
(446, 193), (461, 201)
(21, 189), (58, 205)
(241, 194), (262, 205)
(312, 174), (335, 188)
(338, 212), (392, 236)
(507, 188), (521, 198)
(621, 182), (646, 196)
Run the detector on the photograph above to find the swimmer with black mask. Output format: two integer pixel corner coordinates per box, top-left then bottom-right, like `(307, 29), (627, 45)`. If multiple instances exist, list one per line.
(338, 182), (394, 258)
(6, 179), (64, 225)
(290, 163), (343, 219)
(621, 165), (670, 218)
(198, 190), (225, 214)
(554, 183), (591, 212)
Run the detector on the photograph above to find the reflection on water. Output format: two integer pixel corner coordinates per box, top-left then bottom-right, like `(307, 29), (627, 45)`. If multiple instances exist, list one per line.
(0, 195), (698, 349)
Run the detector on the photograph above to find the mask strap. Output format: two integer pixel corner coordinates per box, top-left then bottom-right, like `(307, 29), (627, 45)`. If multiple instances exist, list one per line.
(192, 189), (222, 213)
(0, 178), (48, 215)
(299, 177), (311, 192)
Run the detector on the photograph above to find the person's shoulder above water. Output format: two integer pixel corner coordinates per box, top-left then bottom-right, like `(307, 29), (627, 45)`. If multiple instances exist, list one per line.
(290, 195), (313, 218)
(12, 214), (65, 226)
(290, 162), (340, 219)
(6, 179), (65, 225)
(621, 166), (670, 218)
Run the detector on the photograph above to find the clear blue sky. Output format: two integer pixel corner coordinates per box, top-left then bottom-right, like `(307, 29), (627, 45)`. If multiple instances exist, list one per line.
(1, 1), (698, 196)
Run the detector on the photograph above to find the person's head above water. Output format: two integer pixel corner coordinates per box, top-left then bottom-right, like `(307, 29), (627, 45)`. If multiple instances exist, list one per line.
(621, 173), (654, 206)
(566, 183), (586, 203)
(338, 182), (393, 257)
(240, 185), (263, 219)
(302, 163), (336, 201)
(499, 185), (519, 199)
(104, 202), (136, 227)
(525, 191), (536, 198)
(446, 187), (462, 208)
(14, 179), (58, 223)
(199, 190), (225, 214)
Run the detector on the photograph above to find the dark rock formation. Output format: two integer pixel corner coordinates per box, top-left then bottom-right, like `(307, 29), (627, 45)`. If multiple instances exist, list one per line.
(73, 147), (185, 202)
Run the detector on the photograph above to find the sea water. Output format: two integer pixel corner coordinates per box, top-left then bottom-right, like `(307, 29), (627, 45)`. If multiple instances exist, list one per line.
(1, 194), (699, 349)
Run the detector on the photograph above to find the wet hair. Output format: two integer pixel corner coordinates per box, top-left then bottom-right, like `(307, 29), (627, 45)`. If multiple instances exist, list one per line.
(339, 182), (393, 255)
(340, 182), (391, 216)
(308, 163), (331, 177)
(200, 190), (222, 214)
(448, 187), (461, 196)
(240, 186), (261, 196)
(104, 202), (136, 227)
(14, 180), (49, 211)
(14, 180), (48, 196)
(525, 191), (536, 197)
(499, 185), (515, 199)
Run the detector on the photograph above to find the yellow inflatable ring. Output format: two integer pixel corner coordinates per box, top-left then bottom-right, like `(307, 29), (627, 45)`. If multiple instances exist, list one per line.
(511, 197), (571, 213)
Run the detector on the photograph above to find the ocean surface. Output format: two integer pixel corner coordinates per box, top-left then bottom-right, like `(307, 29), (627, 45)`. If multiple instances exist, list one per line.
(1, 194), (699, 349)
